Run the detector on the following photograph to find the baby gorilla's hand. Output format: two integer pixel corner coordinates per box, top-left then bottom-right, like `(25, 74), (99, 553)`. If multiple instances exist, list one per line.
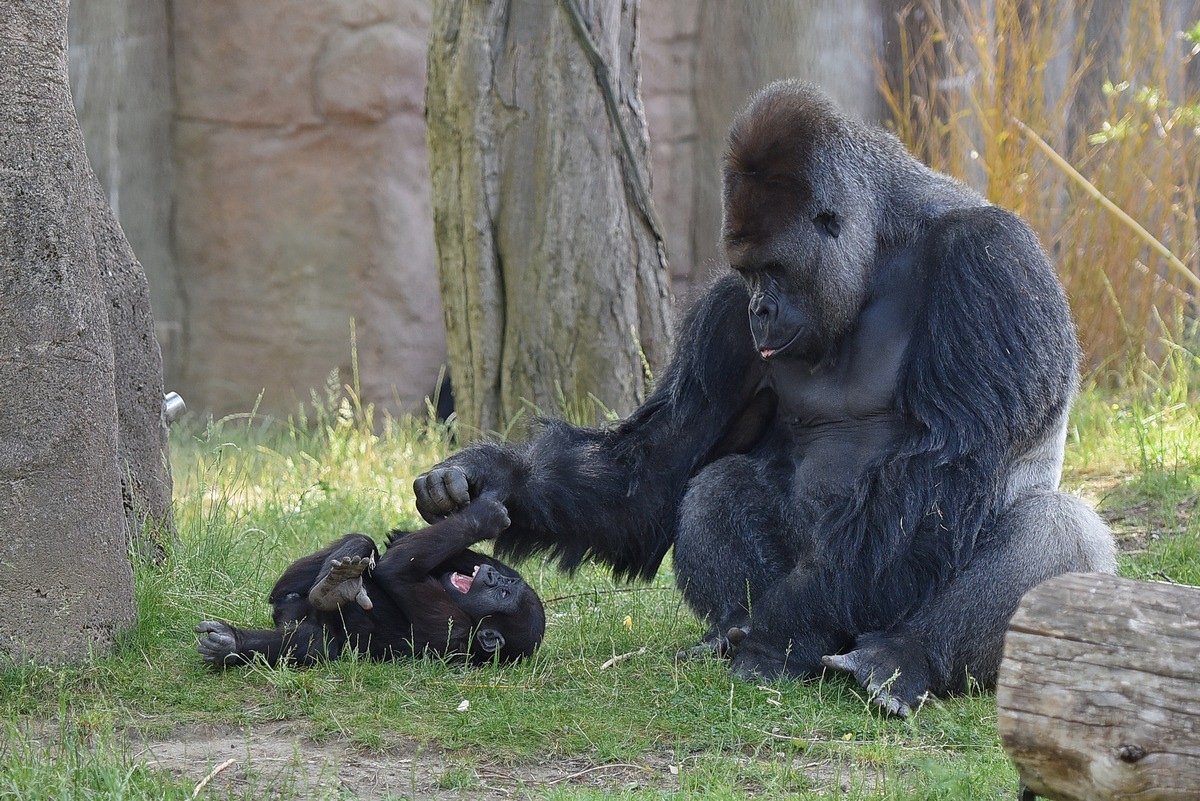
(463, 497), (511, 542)
(195, 620), (238, 665)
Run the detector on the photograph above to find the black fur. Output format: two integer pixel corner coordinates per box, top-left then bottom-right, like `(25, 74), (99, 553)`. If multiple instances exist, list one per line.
(414, 81), (1113, 715)
(195, 499), (545, 667)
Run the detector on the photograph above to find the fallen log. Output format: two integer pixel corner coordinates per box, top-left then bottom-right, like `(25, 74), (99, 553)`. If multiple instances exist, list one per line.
(996, 572), (1200, 801)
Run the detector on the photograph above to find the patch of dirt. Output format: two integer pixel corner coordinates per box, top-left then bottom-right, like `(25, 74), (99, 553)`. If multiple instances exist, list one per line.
(1090, 477), (1199, 554)
(135, 722), (652, 798)
(129, 722), (875, 799)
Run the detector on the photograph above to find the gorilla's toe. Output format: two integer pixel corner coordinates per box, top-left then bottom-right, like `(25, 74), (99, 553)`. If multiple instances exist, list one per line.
(729, 640), (787, 682)
(821, 642), (929, 718)
(676, 639), (726, 661)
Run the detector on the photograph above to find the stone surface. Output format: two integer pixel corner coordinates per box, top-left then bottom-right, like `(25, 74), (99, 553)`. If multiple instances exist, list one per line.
(69, 0), (894, 420)
(68, 0), (182, 389)
(640, 1), (700, 295)
(171, 0), (444, 417)
(317, 23), (425, 122)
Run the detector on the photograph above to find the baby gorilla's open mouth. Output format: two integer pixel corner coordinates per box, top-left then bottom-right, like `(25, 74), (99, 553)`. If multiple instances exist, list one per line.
(449, 565), (479, 593)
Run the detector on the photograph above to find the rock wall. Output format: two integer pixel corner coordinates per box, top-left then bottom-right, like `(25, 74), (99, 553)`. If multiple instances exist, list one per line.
(70, 0), (888, 420)
(639, 2), (700, 296)
(68, 0), (182, 389)
(172, 1), (443, 417)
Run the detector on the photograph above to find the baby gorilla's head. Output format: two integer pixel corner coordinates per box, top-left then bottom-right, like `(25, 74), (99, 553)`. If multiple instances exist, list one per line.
(440, 560), (545, 663)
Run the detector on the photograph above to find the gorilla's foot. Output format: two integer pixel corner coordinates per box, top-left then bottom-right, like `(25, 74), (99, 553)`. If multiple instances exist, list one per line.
(728, 636), (791, 682)
(195, 620), (238, 666)
(821, 641), (931, 718)
(309, 555), (375, 612)
(675, 626), (749, 662)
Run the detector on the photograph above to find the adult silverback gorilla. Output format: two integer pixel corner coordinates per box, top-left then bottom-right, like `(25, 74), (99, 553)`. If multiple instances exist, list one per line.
(415, 81), (1115, 715)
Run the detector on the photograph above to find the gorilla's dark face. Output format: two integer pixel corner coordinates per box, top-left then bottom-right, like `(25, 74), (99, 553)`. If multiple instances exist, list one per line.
(722, 84), (877, 362)
(440, 563), (528, 617)
(440, 563), (545, 661)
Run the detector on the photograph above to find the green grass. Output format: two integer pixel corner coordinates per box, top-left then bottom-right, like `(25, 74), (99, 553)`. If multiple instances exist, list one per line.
(2, 373), (1199, 799)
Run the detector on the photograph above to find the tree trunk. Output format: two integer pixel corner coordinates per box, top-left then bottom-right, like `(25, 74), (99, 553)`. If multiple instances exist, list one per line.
(0, 0), (172, 661)
(426, 0), (672, 438)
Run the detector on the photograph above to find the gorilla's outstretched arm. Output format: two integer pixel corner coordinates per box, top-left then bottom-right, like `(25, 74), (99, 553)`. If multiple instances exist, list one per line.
(415, 277), (770, 581)
(195, 619), (341, 667)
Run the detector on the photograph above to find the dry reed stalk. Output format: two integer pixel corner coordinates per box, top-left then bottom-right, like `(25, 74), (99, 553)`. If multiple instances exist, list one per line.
(879, 0), (1200, 381)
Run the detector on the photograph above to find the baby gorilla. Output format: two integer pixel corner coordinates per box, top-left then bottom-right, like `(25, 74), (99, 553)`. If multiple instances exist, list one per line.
(195, 499), (545, 667)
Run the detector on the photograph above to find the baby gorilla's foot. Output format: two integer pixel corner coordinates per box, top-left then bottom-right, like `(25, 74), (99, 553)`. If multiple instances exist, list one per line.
(309, 554), (375, 612)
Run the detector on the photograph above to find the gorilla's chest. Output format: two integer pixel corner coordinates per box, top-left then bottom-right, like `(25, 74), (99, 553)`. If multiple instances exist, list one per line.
(763, 261), (919, 483)
(770, 270), (916, 427)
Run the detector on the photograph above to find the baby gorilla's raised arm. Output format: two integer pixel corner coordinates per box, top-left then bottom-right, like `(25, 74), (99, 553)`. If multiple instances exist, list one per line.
(374, 499), (544, 663)
(377, 498), (510, 581)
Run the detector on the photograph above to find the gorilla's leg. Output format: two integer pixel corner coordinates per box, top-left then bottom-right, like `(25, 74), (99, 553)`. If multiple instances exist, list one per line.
(673, 454), (794, 658)
(824, 490), (1115, 716)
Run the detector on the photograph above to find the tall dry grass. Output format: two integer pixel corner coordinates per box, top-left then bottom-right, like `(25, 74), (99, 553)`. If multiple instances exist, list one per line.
(880, 0), (1200, 383)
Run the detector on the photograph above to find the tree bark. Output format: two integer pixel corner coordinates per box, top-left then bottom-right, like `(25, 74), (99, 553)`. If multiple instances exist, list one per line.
(426, 0), (672, 438)
(0, 0), (172, 661)
(997, 573), (1200, 801)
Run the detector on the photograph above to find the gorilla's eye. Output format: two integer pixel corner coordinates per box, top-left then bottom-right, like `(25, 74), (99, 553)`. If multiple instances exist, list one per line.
(814, 211), (840, 238)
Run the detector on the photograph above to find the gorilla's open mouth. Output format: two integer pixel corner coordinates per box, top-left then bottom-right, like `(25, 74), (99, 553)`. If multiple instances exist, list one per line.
(449, 565), (480, 593)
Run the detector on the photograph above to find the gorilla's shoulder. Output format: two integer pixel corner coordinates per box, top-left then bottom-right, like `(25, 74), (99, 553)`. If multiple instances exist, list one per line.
(919, 204), (1055, 290)
(922, 204), (1044, 261)
(912, 203), (1073, 356)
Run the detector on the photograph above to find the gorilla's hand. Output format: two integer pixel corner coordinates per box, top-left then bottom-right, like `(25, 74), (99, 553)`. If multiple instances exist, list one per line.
(414, 445), (521, 523)
(195, 620), (238, 665)
(414, 464), (471, 520)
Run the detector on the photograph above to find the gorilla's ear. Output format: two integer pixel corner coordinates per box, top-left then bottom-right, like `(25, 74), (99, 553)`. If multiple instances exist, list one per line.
(475, 627), (506, 653)
(814, 211), (840, 238)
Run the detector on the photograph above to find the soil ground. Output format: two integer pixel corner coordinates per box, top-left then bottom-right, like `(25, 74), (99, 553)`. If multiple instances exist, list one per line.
(133, 722), (874, 799)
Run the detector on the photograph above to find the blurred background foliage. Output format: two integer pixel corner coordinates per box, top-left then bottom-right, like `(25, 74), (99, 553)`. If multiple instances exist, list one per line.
(881, 0), (1200, 384)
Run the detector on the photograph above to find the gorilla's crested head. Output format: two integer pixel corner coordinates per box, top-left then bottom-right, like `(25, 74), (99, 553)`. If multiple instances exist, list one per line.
(722, 81), (883, 360)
